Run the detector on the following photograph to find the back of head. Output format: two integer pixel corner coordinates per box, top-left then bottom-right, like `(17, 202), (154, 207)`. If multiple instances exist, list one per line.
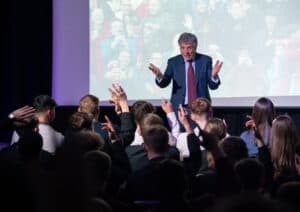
(78, 95), (99, 119)
(157, 159), (186, 199)
(60, 131), (105, 160)
(33, 95), (57, 124)
(271, 115), (298, 177)
(190, 97), (212, 118)
(142, 125), (169, 154)
(139, 113), (164, 133)
(276, 181), (300, 210)
(18, 131), (43, 160)
(221, 136), (248, 164)
(74, 131), (105, 152)
(252, 97), (275, 127)
(68, 112), (93, 133)
(235, 158), (265, 192)
(131, 100), (156, 124)
(33, 95), (57, 113)
(81, 151), (111, 198)
(13, 117), (39, 137)
(205, 118), (227, 141)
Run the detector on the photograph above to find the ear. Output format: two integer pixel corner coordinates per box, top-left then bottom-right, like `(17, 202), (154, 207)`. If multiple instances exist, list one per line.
(46, 108), (52, 117)
(77, 107), (81, 112)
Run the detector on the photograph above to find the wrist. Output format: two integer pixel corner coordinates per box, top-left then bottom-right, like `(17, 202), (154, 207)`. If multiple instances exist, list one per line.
(119, 103), (129, 112)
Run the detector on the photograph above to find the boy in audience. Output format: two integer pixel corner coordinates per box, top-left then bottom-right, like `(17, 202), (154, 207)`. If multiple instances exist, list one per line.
(11, 95), (64, 155)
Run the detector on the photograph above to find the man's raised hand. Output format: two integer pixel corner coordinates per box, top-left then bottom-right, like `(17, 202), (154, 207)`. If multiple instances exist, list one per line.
(212, 60), (223, 78)
(149, 63), (162, 79)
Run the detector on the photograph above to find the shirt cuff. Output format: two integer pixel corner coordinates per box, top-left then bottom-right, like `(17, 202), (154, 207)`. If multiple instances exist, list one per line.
(156, 76), (163, 83)
(211, 76), (219, 83)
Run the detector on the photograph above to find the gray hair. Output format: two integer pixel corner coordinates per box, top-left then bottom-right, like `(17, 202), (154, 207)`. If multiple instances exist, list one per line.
(178, 32), (198, 47)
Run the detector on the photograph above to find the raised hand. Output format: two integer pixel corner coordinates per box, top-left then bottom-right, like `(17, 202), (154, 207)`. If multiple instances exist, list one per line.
(177, 104), (192, 133)
(212, 60), (223, 78)
(245, 115), (256, 129)
(102, 115), (118, 142)
(108, 83), (129, 112)
(161, 99), (173, 114)
(11, 105), (36, 120)
(148, 63), (162, 78)
(245, 115), (264, 147)
(108, 99), (122, 115)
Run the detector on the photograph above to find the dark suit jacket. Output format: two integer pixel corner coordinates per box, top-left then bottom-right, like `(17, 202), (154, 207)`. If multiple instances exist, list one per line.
(156, 53), (220, 109)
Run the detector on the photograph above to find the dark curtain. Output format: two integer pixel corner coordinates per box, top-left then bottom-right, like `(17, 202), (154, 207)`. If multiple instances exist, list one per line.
(0, 0), (52, 142)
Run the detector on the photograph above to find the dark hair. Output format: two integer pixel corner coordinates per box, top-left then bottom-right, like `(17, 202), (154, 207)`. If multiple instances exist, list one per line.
(33, 95), (57, 112)
(235, 158), (265, 191)
(221, 136), (248, 164)
(82, 151), (112, 198)
(68, 112), (93, 133)
(158, 159), (186, 199)
(252, 97), (275, 127)
(271, 115), (298, 177)
(130, 100), (156, 124)
(178, 32), (198, 47)
(58, 131), (105, 159)
(277, 181), (300, 209)
(142, 125), (169, 154)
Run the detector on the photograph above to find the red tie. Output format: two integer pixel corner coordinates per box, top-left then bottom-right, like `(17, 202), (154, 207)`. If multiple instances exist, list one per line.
(188, 61), (197, 104)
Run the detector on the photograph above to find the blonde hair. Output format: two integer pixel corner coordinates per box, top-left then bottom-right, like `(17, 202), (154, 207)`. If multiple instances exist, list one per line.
(205, 118), (227, 141)
(190, 97), (212, 118)
(79, 95), (99, 117)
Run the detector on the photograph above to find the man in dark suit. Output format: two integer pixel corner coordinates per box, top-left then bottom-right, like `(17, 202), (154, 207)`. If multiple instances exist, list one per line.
(149, 32), (223, 111)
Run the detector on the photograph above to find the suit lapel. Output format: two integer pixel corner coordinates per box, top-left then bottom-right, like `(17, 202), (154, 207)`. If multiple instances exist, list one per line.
(195, 54), (201, 85)
(178, 56), (186, 90)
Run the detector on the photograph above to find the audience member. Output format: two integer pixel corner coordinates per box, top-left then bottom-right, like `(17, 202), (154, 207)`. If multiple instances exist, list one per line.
(220, 136), (249, 165)
(235, 158), (265, 192)
(176, 97), (212, 158)
(65, 112), (93, 136)
(122, 125), (172, 202)
(78, 94), (111, 150)
(254, 115), (299, 195)
(0, 105), (35, 131)
(204, 117), (228, 141)
(240, 97), (275, 157)
(11, 95), (64, 154)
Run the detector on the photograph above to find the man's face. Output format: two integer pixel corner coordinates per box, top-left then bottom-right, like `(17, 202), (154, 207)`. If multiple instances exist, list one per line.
(179, 42), (196, 61)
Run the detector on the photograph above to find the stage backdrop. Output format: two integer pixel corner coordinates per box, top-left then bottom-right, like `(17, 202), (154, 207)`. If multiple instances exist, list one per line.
(53, 0), (300, 107)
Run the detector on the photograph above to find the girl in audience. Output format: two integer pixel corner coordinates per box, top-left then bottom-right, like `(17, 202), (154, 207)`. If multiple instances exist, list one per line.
(270, 115), (298, 178)
(240, 97), (275, 157)
(254, 115), (299, 195)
